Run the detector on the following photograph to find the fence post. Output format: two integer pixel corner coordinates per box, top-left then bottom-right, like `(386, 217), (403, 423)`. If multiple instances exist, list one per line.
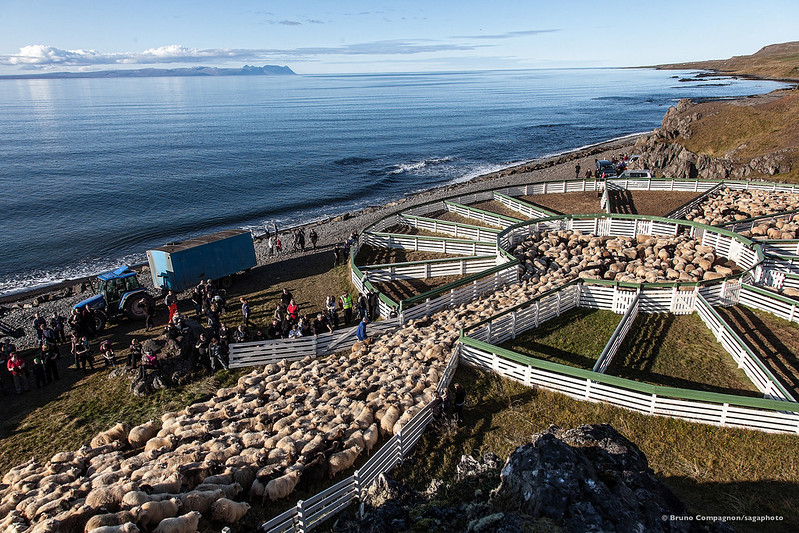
(297, 500), (306, 532)
(486, 322), (492, 343)
(511, 311), (517, 339)
(650, 393), (657, 414)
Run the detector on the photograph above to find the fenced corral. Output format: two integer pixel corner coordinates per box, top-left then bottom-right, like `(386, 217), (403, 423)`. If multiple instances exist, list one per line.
(738, 283), (799, 324)
(259, 346), (460, 533)
(399, 213), (500, 243)
(719, 209), (799, 234)
(694, 294), (794, 402)
(399, 260), (519, 323)
(459, 337), (799, 434)
(228, 319), (400, 369)
(593, 292), (640, 374)
(359, 256), (499, 282)
(492, 191), (556, 219)
(443, 200), (522, 228)
(361, 232), (496, 256)
(759, 240), (799, 257)
(665, 182), (724, 219)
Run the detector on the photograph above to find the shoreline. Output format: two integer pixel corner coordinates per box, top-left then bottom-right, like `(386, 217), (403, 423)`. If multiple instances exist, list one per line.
(0, 134), (641, 309)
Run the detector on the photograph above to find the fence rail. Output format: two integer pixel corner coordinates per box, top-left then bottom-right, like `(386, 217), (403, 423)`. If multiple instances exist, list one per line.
(694, 294), (794, 402)
(492, 191), (556, 220)
(399, 213), (500, 243)
(666, 182), (724, 219)
(459, 337), (799, 434)
(444, 201), (522, 229)
(593, 292), (640, 373)
(362, 232), (495, 256)
(229, 319), (400, 368)
(738, 283), (799, 324)
(261, 345), (460, 532)
(360, 256), (499, 282)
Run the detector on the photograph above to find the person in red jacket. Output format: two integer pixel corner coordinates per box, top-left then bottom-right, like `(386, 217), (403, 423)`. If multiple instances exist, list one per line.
(286, 299), (300, 323)
(7, 352), (29, 394)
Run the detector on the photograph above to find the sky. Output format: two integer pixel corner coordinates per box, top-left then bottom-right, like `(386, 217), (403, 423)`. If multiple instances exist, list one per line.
(0, 0), (797, 75)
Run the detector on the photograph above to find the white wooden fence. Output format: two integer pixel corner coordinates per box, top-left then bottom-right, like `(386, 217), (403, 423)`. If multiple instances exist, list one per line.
(459, 338), (799, 434)
(666, 182), (724, 219)
(444, 201), (521, 229)
(738, 283), (799, 324)
(400, 261), (519, 323)
(360, 256), (498, 283)
(759, 240), (799, 257)
(694, 293), (794, 402)
(362, 232), (495, 256)
(260, 345), (460, 533)
(720, 211), (799, 234)
(399, 213), (500, 243)
(492, 191), (555, 220)
(229, 319), (400, 368)
(593, 292), (640, 374)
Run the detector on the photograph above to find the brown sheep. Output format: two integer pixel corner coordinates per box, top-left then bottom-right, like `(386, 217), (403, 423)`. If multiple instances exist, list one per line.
(380, 405), (401, 437)
(84, 509), (144, 533)
(264, 470), (302, 501)
(177, 488), (224, 514)
(137, 498), (181, 528)
(328, 445), (362, 479)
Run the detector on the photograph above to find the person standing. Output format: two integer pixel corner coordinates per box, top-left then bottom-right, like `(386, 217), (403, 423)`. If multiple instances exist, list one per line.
(309, 229), (318, 250)
(452, 383), (466, 425)
(208, 336), (229, 372)
(165, 291), (178, 324)
(240, 297), (251, 327)
(7, 352), (29, 394)
(42, 342), (60, 382)
(128, 338), (142, 369)
(367, 289), (379, 320)
(356, 317), (369, 342)
(32, 313), (47, 342)
(325, 295), (339, 328)
(339, 291), (353, 326)
(575, 163), (581, 179)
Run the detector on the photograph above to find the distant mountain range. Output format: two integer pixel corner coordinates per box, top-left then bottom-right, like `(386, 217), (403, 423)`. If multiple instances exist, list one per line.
(0, 64), (296, 80)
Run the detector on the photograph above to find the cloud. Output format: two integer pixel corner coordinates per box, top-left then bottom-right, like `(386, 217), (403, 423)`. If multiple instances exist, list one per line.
(0, 40), (481, 69)
(278, 20), (302, 26)
(452, 29), (560, 40)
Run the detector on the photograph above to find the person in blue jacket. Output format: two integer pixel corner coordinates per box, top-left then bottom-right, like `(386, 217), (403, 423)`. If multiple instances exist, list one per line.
(356, 317), (369, 342)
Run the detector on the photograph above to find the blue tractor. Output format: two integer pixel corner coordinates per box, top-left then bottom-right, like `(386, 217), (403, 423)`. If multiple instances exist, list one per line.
(73, 267), (155, 332)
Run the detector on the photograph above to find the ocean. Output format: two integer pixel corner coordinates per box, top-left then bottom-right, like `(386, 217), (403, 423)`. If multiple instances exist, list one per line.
(0, 68), (787, 296)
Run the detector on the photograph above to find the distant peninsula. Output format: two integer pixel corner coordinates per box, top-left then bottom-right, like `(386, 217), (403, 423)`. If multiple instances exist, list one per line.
(654, 41), (799, 82)
(0, 64), (296, 80)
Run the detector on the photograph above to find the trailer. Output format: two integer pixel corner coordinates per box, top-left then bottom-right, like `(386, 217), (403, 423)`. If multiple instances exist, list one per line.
(147, 229), (257, 293)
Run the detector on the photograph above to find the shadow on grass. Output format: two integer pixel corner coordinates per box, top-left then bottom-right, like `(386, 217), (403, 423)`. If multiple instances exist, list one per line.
(719, 305), (799, 397)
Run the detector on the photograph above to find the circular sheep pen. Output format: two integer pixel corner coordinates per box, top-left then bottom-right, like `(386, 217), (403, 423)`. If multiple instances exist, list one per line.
(5, 176), (799, 533)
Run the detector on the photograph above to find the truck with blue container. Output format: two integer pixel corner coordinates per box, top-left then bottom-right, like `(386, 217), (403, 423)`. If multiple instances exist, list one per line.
(146, 229), (257, 293)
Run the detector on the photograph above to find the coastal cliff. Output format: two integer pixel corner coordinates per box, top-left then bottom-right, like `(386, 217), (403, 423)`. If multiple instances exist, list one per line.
(657, 41), (799, 82)
(632, 89), (799, 181)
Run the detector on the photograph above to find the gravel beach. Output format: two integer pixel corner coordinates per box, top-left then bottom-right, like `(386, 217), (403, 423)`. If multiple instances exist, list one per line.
(1, 135), (639, 348)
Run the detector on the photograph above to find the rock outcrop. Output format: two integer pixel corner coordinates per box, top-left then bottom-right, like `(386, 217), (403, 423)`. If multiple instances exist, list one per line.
(632, 98), (794, 180)
(334, 424), (731, 533)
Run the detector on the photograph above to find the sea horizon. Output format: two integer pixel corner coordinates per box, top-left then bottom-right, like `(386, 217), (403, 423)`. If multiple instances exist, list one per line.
(0, 68), (788, 296)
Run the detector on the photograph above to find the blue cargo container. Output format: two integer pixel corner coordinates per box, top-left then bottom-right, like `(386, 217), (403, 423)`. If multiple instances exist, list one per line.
(146, 229), (256, 293)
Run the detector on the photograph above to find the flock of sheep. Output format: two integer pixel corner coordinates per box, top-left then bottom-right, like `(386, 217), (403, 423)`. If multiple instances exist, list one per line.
(684, 187), (799, 230)
(2, 189), (776, 532)
(512, 229), (738, 286)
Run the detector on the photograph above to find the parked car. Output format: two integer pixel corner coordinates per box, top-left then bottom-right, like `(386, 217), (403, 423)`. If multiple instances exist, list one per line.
(617, 169), (652, 179)
(595, 160), (617, 178)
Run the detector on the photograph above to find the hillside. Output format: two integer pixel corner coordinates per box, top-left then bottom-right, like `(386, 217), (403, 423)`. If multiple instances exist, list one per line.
(656, 41), (799, 81)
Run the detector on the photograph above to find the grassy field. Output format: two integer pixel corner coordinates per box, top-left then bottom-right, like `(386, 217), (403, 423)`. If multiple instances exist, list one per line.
(498, 307), (619, 369)
(395, 365), (799, 533)
(611, 312), (760, 396)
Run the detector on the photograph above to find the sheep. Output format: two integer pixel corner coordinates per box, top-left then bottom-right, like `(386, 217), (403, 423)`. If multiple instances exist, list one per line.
(193, 482), (242, 499)
(211, 497), (251, 523)
(144, 435), (177, 453)
(91, 423), (132, 448)
(152, 510), (201, 533)
(264, 470), (302, 501)
(137, 498), (181, 528)
(363, 423), (379, 452)
(87, 524), (140, 533)
(127, 421), (160, 449)
(177, 488), (224, 513)
(141, 472), (181, 494)
(328, 445), (362, 479)
(84, 509), (144, 533)
(86, 482), (137, 511)
(121, 491), (177, 509)
(380, 406), (401, 437)
(298, 452), (327, 491)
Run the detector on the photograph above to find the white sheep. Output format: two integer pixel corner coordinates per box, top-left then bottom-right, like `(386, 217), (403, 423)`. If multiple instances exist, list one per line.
(86, 523), (140, 533)
(90, 423), (131, 448)
(152, 510), (201, 533)
(137, 498), (181, 529)
(177, 488), (224, 514)
(211, 497), (251, 523)
(328, 445), (363, 479)
(127, 420), (160, 449)
(264, 470), (302, 501)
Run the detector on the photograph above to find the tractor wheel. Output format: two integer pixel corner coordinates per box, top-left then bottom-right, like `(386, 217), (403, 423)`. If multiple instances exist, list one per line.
(94, 312), (107, 333)
(125, 293), (154, 320)
(219, 275), (234, 290)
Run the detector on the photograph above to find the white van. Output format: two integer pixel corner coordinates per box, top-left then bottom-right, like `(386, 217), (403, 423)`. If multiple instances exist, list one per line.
(617, 169), (652, 179)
